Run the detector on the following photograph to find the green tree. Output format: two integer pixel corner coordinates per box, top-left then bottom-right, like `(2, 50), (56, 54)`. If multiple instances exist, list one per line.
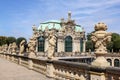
(113, 37), (120, 52)
(0, 36), (7, 46)
(16, 37), (27, 47)
(111, 33), (120, 52)
(111, 33), (120, 42)
(86, 40), (94, 52)
(6, 37), (16, 45)
(107, 42), (113, 52)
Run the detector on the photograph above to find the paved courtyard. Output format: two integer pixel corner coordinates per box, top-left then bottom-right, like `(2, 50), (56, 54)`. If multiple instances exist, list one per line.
(0, 58), (50, 80)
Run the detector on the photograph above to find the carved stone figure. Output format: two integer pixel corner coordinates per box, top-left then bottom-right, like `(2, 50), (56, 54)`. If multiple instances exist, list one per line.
(4, 44), (8, 53)
(8, 44), (12, 54)
(19, 40), (26, 55)
(47, 30), (57, 59)
(11, 42), (17, 54)
(28, 37), (37, 58)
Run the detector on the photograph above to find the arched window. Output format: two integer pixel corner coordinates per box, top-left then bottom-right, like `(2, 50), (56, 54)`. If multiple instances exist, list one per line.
(107, 59), (112, 66)
(80, 38), (83, 52)
(114, 59), (120, 67)
(38, 36), (45, 52)
(65, 36), (72, 52)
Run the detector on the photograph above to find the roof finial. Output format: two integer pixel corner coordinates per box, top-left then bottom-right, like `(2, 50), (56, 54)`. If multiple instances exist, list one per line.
(68, 11), (71, 21)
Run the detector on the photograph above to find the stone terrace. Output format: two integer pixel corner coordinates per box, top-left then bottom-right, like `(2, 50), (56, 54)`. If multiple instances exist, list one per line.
(0, 58), (50, 80)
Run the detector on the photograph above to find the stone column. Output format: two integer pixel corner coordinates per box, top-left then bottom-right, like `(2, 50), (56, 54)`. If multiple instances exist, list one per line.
(57, 38), (64, 52)
(83, 40), (86, 53)
(18, 57), (21, 65)
(73, 39), (80, 52)
(45, 38), (48, 53)
(112, 58), (114, 67)
(46, 61), (55, 78)
(28, 59), (33, 70)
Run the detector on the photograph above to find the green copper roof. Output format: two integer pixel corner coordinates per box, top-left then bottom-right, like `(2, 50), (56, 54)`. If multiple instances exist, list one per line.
(38, 20), (61, 31)
(38, 20), (83, 32)
(75, 25), (83, 32)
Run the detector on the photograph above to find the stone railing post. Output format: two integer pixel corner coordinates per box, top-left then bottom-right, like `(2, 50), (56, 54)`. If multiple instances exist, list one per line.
(11, 55), (15, 62)
(90, 71), (105, 80)
(46, 60), (55, 78)
(28, 59), (33, 70)
(6, 54), (10, 60)
(90, 22), (112, 80)
(18, 57), (21, 65)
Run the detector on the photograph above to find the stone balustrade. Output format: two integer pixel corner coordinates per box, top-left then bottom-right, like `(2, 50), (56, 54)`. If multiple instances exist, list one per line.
(0, 53), (120, 80)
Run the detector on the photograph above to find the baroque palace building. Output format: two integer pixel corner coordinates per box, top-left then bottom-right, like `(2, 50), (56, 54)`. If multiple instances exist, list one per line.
(31, 12), (86, 55)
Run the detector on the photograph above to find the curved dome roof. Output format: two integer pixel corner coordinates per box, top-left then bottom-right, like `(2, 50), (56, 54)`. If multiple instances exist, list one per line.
(75, 25), (83, 32)
(38, 20), (83, 32)
(38, 20), (61, 31)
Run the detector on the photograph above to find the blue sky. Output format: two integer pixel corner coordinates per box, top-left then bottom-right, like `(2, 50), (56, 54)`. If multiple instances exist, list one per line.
(0, 0), (120, 40)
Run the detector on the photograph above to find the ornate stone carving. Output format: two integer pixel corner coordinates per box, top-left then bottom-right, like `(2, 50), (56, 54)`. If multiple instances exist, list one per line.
(32, 25), (39, 38)
(47, 30), (57, 59)
(19, 40), (26, 55)
(91, 22), (112, 67)
(8, 44), (12, 54)
(91, 22), (112, 54)
(3, 44), (8, 53)
(28, 37), (37, 58)
(11, 42), (17, 54)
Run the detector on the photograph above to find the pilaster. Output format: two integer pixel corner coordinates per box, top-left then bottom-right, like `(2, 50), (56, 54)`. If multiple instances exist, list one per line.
(73, 38), (80, 52)
(57, 37), (64, 52)
(45, 38), (48, 52)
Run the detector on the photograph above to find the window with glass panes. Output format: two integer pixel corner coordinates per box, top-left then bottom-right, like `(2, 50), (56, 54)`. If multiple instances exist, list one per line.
(38, 36), (45, 52)
(65, 36), (72, 52)
(114, 59), (120, 67)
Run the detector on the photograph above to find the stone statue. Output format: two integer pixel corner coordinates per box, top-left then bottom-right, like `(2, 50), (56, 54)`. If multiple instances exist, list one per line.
(4, 44), (8, 53)
(91, 22), (112, 67)
(19, 40), (26, 55)
(11, 42), (17, 54)
(2, 44), (8, 53)
(8, 44), (12, 54)
(28, 37), (37, 58)
(47, 30), (57, 59)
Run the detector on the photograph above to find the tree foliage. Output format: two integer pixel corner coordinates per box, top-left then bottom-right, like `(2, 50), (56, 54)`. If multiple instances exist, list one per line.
(86, 32), (120, 52)
(16, 37), (27, 47)
(6, 37), (16, 45)
(86, 40), (94, 52)
(0, 36), (7, 46)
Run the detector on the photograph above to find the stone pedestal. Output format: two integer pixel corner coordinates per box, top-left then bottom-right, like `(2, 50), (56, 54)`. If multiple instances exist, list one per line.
(18, 57), (21, 64)
(28, 59), (33, 70)
(91, 56), (110, 67)
(11, 56), (14, 62)
(90, 72), (105, 80)
(28, 52), (36, 58)
(46, 61), (55, 78)
(6, 55), (10, 60)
